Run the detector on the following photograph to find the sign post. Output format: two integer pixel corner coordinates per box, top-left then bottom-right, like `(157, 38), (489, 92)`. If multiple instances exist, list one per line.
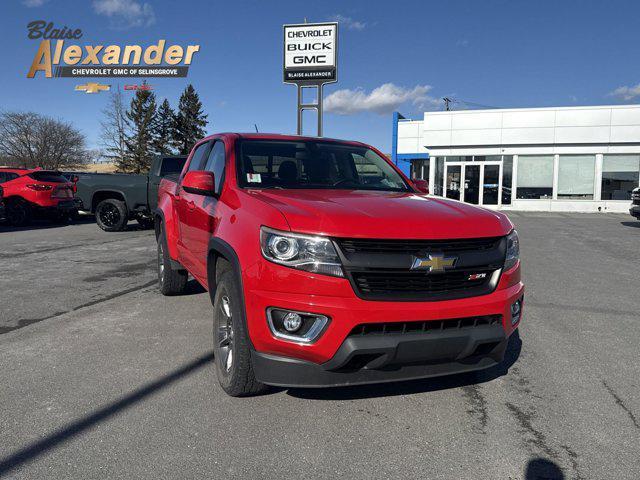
(283, 22), (338, 136)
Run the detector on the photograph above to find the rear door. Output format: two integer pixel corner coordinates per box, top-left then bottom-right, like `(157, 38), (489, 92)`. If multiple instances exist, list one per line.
(175, 142), (212, 273)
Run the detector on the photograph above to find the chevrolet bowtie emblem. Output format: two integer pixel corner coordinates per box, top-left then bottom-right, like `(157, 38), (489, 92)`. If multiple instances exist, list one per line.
(411, 253), (457, 273)
(75, 82), (110, 94)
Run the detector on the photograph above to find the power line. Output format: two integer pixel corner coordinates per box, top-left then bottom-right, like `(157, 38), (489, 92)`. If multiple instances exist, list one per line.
(442, 97), (500, 110)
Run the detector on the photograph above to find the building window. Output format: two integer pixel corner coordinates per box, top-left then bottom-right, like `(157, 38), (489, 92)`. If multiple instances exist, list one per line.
(502, 156), (513, 204)
(601, 155), (640, 200)
(410, 159), (429, 180)
(557, 155), (595, 199)
(516, 155), (554, 199)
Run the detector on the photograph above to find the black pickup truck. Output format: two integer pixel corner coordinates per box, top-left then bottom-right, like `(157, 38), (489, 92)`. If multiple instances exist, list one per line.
(631, 187), (640, 220)
(74, 156), (186, 231)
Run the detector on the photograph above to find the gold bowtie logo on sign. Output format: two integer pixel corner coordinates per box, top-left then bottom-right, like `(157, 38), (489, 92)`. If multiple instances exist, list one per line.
(74, 82), (110, 94)
(411, 253), (457, 273)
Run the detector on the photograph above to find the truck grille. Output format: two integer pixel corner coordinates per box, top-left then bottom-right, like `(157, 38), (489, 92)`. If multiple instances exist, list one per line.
(338, 237), (501, 254)
(334, 236), (506, 301)
(348, 315), (502, 336)
(352, 268), (495, 299)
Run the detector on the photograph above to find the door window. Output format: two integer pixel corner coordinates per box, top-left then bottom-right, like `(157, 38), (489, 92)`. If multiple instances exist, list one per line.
(464, 165), (480, 204)
(483, 164), (500, 205)
(203, 141), (226, 193)
(446, 165), (461, 200)
(186, 142), (211, 172)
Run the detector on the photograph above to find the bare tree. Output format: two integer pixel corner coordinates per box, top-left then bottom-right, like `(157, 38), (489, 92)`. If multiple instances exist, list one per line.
(100, 88), (129, 171)
(0, 111), (89, 169)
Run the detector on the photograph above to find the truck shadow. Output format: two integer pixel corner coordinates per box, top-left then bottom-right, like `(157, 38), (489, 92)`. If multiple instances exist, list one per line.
(285, 330), (522, 400)
(0, 216), (95, 233)
(620, 221), (640, 228)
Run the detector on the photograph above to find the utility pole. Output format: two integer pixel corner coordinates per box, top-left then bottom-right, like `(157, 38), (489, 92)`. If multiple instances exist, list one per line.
(443, 97), (452, 111)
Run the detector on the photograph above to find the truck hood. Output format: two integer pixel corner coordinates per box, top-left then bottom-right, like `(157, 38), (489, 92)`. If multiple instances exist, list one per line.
(249, 189), (513, 239)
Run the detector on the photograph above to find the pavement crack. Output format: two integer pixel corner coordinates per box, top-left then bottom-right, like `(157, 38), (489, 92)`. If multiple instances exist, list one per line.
(602, 380), (640, 430)
(560, 444), (584, 480)
(0, 280), (157, 335)
(505, 402), (558, 460)
(462, 384), (488, 433)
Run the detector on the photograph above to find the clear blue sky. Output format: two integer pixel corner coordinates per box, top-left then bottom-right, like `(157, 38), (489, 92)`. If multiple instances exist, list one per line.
(3, 0), (640, 154)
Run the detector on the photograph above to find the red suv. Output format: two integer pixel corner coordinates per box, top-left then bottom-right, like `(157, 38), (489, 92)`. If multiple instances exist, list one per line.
(156, 134), (524, 396)
(0, 168), (76, 226)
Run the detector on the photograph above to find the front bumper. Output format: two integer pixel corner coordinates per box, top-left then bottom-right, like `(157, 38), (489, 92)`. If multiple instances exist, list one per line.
(630, 205), (640, 219)
(244, 259), (524, 386)
(252, 321), (508, 388)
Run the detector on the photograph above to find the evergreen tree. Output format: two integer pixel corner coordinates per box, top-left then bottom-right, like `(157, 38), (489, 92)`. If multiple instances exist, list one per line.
(151, 98), (176, 156)
(172, 84), (208, 155)
(124, 81), (157, 173)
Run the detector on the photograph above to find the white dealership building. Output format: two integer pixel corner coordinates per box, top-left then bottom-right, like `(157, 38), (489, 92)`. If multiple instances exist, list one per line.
(392, 105), (640, 212)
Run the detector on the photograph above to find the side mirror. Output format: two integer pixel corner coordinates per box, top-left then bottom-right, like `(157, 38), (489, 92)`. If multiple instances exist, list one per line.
(182, 170), (216, 196)
(413, 179), (429, 194)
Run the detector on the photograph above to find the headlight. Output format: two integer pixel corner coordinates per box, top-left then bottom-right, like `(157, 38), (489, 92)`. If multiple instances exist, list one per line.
(504, 230), (520, 271)
(260, 227), (344, 277)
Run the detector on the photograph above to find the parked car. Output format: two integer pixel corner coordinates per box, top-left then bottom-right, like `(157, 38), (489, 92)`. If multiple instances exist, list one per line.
(73, 156), (186, 231)
(630, 187), (640, 220)
(0, 185), (6, 223)
(0, 168), (76, 226)
(155, 133), (524, 397)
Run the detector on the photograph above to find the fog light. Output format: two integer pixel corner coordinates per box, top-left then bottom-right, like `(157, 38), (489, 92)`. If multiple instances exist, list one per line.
(511, 299), (522, 325)
(283, 312), (302, 332)
(266, 308), (330, 344)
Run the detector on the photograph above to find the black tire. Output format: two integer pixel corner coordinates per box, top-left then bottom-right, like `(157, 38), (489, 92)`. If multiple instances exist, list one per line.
(213, 269), (267, 397)
(137, 216), (155, 229)
(95, 198), (128, 232)
(6, 199), (31, 227)
(157, 225), (188, 296)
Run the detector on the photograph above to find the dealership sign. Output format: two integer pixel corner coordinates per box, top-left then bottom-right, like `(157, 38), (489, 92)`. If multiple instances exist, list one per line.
(283, 22), (337, 84)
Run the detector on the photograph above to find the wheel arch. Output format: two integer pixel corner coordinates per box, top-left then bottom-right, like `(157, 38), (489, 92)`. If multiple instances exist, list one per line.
(91, 190), (127, 212)
(207, 238), (255, 349)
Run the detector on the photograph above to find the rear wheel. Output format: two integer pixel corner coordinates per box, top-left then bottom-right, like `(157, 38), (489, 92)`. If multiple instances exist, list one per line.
(6, 199), (31, 227)
(157, 225), (188, 295)
(213, 270), (267, 397)
(95, 199), (128, 232)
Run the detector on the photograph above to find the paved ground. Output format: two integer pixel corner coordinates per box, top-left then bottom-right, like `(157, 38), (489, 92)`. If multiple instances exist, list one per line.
(0, 213), (638, 479)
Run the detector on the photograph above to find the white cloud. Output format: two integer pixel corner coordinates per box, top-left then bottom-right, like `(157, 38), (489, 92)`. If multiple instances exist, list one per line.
(331, 14), (366, 31)
(608, 83), (640, 101)
(456, 39), (469, 47)
(23, 0), (48, 6)
(324, 83), (440, 115)
(93, 0), (156, 28)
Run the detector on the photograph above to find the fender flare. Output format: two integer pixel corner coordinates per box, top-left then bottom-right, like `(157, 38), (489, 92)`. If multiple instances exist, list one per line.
(207, 237), (255, 349)
(154, 208), (184, 271)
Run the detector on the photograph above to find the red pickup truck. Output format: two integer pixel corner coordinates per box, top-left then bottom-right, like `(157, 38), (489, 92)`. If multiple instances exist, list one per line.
(0, 168), (76, 226)
(156, 133), (524, 396)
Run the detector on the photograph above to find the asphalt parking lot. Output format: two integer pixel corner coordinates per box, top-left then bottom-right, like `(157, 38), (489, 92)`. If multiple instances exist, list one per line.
(0, 213), (638, 479)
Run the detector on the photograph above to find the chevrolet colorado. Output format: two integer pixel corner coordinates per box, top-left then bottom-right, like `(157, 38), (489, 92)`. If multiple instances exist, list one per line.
(156, 133), (524, 396)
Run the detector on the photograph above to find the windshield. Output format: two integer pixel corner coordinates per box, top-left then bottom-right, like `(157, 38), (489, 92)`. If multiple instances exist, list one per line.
(237, 140), (410, 192)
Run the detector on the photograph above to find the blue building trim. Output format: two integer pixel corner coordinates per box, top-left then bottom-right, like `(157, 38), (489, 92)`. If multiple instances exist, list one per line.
(392, 112), (429, 177)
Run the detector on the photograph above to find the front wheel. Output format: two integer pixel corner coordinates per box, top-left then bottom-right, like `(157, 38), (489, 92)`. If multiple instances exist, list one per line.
(213, 270), (267, 397)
